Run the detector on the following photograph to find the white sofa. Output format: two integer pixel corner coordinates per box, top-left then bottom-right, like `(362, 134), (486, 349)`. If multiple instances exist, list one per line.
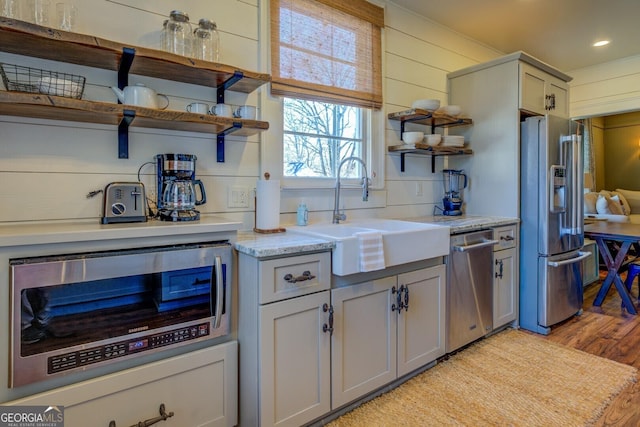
(584, 189), (640, 223)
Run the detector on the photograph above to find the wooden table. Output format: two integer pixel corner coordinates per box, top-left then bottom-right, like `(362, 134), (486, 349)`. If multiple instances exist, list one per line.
(584, 221), (640, 314)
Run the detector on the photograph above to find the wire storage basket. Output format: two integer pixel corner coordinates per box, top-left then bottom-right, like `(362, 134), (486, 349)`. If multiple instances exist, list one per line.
(0, 63), (86, 99)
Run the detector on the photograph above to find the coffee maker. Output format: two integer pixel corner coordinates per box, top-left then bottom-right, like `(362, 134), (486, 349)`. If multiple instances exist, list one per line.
(156, 153), (206, 221)
(442, 169), (467, 216)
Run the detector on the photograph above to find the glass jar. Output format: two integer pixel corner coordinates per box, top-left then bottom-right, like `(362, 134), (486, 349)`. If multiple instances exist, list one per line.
(193, 18), (220, 62)
(165, 10), (193, 57)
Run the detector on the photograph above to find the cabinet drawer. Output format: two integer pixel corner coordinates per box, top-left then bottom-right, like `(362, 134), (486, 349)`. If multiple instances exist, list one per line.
(5, 342), (238, 427)
(259, 252), (331, 304)
(493, 225), (517, 251)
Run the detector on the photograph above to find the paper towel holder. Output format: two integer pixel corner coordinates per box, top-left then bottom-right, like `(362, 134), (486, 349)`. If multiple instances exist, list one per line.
(254, 172), (286, 234)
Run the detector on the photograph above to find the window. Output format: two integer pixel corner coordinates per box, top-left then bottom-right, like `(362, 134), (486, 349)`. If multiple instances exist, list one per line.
(270, 0), (384, 184)
(283, 97), (366, 178)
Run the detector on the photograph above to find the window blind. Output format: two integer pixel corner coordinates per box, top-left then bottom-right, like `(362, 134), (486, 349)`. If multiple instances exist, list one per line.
(270, 0), (384, 109)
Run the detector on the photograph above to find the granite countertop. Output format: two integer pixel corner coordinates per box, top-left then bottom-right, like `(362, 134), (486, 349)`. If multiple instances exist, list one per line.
(235, 215), (519, 258)
(406, 215), (519, 234)
(235, 230), (335, 258)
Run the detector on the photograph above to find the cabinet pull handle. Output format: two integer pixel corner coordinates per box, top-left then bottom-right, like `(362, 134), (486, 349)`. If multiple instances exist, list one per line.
(397, 285), (406, 312)
(495, 259), (504, 279)
(403, 285), (409, 312)
(322, 303), (334, 335)
(500, 235), (514, 241)
(284, 270), (316, 284)
(108, 403), (174, 427)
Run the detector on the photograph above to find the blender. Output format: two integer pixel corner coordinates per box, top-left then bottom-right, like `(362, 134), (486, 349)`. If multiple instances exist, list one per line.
(156, 153), (206, 221)
(442, 169), (467, 216)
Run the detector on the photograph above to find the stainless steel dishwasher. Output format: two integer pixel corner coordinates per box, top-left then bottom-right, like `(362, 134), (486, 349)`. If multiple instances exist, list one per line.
(447, 229), (499, 352)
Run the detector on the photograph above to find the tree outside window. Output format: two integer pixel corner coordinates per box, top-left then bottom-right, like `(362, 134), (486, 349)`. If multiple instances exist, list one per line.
(283, 97), (364, 179)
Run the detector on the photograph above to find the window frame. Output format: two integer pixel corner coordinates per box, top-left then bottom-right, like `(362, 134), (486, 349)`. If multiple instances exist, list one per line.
(262, 0), (385, 190)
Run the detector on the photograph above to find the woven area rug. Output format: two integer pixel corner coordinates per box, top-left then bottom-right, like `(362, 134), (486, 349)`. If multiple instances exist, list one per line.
(328, 329), (637, 427)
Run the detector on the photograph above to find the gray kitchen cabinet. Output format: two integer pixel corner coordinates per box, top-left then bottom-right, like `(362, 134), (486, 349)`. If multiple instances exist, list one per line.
(4, 342), (238, 427)
(259, 291), (331, 427)
(493, 225), (519, 328)
(238, 250), (332, 427)
(396, 266), (446, 376)
(520, 62), (570, 118)
(331, 276), (397, 408)
(331, 264), (446, 408)
(447, 51), (571, 218)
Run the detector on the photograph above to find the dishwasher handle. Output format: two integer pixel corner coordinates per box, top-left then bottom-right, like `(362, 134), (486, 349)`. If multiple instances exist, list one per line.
(547, 251), (591, 267)
(452, 239), (500, 252)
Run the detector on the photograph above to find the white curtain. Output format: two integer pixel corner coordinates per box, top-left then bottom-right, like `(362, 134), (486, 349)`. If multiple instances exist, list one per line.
(582, 118), (596, 191)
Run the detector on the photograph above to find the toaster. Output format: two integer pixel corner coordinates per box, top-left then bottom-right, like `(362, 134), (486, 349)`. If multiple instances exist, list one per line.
(101, 182), (148, 224)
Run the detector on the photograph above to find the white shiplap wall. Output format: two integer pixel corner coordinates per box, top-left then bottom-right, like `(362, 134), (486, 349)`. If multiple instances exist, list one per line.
(0, 0), (506, 227)
(570, 54), (640, 119)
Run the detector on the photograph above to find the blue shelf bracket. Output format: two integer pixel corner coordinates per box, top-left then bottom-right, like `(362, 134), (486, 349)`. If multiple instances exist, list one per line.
(118, 47), (136, 91)
(118, 109), (136, 159)
(216, 71), (244, 104)
(217, 122), (243, 163)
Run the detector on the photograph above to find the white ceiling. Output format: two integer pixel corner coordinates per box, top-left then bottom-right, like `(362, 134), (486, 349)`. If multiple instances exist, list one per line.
(392, 0), (640, 72)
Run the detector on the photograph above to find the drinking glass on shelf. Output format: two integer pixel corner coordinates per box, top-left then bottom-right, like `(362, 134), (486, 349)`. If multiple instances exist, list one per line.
(56, 2), (76, 31)
(24, 0), (50, 26)
(0, 0), (20, 18)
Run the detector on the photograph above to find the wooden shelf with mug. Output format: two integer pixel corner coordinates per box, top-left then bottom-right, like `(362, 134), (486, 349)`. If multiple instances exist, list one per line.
(0, 17), (270, 160)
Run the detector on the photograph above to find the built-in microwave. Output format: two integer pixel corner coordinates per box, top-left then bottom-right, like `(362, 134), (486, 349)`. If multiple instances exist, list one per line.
(9, 241), (231, 387)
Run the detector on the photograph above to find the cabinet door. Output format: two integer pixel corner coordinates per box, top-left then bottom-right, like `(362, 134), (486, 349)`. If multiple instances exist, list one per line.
(331, 276), (397, 409)
(397, 265), (446, 377)
(5, 342), (238, 427)
(520, 63), (547, 115)
(493, 247), (518, 328)
(259, 291), (331, 427)
(547, 79), (569, 118)
(519, 63), (569, 118)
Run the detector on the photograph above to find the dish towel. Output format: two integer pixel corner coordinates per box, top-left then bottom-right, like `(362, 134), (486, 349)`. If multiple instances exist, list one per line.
(356, 231), (386, 272)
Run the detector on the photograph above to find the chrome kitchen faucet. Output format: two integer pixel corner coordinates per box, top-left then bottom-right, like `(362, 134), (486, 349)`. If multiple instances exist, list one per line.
(333, 156), (370, 224)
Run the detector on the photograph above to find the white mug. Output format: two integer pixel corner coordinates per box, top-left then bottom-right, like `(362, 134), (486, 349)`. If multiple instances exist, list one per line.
(211, 103), (233, 117)
(187, 102), (209, 114)
(234, 105), (257, 120)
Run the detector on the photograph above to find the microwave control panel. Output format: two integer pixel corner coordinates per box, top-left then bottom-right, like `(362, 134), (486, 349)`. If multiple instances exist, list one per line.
(47, 322), (210, 375)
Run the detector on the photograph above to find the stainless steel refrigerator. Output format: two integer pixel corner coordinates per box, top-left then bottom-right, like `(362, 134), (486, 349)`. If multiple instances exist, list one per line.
(520, 115), (590, 335)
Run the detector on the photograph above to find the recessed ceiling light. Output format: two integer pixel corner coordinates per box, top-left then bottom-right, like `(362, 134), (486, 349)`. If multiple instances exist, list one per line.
(593, 40), (610, 47)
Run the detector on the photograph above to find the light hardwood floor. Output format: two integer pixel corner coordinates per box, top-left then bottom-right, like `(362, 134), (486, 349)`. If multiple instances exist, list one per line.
(535, 273), (640, 426)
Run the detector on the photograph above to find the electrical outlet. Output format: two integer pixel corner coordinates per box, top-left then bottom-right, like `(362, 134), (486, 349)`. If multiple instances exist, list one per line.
(228, 187), (250, 208)
(415, 182), (424, 197)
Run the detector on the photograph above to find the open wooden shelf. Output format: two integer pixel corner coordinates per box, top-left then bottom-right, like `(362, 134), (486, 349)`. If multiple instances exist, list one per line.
(0, 17), (271, 160)
(387, 107), (474, 173)
(0, 91), (268, 136)
(388, 108), (472, 130)
(0, 17), (271, 93)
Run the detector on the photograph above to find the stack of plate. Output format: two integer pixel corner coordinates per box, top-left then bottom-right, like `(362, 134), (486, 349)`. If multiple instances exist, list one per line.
(441, 135), (465, 147)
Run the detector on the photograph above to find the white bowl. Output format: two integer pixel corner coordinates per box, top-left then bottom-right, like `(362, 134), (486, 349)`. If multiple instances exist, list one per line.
(411, 99), (440, 111)
(402, 131), (424, 144)
(424, 134), (441, 146)
(37, 77), (81, 98)
(442, 105), (462, 116)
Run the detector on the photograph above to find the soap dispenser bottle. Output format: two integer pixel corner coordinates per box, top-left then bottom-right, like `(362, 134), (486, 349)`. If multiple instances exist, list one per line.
(296, 203), (308, 226)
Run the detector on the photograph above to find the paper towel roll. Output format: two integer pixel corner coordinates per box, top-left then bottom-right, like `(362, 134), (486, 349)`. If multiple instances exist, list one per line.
(256, 179), (280, 230)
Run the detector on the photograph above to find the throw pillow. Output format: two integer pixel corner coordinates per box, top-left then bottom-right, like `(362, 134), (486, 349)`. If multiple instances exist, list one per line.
(584, 192), (598, 214)
(611, 191), (631, 215)
(615, 188), (640, 214)
(596, 194), (624, 215)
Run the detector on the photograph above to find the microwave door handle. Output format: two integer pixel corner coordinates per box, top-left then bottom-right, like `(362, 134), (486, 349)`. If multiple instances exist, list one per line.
(212, 255), (223, 329)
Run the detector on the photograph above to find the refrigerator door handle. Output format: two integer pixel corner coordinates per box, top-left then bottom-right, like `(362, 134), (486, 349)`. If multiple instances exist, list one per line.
(547, 251), (591, 267)
(453, 239), (500, 252)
